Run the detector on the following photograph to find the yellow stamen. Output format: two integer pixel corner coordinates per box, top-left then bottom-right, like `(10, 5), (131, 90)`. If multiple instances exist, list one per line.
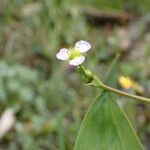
(69, 48), (81, 60)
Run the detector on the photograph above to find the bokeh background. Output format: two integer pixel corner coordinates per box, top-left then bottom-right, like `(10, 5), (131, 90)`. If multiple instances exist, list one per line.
(0, 0), (150, 149)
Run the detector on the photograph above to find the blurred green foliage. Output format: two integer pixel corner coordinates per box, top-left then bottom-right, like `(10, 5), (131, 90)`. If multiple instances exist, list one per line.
(0, 0), (149, 149)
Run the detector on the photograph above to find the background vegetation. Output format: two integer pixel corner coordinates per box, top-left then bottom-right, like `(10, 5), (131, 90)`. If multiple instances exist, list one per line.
(0, 0), (149, 149)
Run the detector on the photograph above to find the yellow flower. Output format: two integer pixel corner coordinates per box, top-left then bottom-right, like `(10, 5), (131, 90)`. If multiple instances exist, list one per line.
(119, 76), (134, 89)
(118, 76), (144, 94)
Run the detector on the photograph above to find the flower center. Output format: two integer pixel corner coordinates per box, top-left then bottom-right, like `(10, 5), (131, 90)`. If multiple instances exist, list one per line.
(69, 48), (81, 60)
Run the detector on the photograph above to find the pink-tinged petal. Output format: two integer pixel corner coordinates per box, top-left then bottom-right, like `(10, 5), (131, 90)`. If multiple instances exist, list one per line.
(69, 56), (85, 66)
(56, 48), (69, 60)
(75, 40), (91, 52)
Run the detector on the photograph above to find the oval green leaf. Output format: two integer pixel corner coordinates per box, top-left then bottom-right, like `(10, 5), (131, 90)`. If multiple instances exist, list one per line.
(74, 92), (144, 150)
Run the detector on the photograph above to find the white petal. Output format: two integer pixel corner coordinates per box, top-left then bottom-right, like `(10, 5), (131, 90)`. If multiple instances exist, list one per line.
(75, 40), (91, 52)
(56, 48), (69, 60)
(0, 108), (15, 140)
(69, 56), (85, 66)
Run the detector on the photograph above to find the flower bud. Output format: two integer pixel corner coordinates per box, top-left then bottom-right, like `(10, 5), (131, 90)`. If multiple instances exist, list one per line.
(84, 69), (93, 83)
(77, 66), (93, 83)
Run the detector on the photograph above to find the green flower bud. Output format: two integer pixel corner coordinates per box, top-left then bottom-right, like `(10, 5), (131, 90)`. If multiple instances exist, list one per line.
(84, 69), (93, 83)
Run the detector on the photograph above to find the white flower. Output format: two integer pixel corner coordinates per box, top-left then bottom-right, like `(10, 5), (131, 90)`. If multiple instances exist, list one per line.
(0, 108), (15, 140)
(56, 40), (91, 66)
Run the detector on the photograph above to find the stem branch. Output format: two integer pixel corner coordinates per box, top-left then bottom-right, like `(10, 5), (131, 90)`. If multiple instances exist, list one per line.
(93, 75), (150, 103)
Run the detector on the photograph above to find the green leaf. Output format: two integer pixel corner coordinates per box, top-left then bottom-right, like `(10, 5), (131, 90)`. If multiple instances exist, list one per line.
(104, 53), (120, 86)
(74, 92), (143, 150)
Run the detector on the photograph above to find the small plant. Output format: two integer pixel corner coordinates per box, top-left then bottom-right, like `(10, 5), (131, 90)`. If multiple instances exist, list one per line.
(56, 40), (150, 150)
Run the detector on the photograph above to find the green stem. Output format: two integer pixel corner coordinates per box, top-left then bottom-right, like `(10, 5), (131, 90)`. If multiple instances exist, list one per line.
(93, 75), (150, 103)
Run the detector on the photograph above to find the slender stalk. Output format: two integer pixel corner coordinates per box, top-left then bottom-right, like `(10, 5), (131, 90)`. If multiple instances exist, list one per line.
(93, 75), (150, 103)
